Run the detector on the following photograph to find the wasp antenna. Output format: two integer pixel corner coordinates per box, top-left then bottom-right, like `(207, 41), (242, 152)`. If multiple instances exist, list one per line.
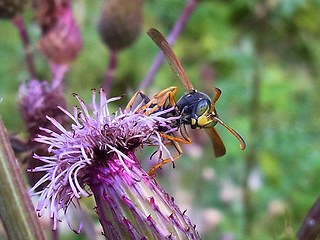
(210, 88), (222, 112)
(214, 117), (246, 150)
(212, 88), (222, 104)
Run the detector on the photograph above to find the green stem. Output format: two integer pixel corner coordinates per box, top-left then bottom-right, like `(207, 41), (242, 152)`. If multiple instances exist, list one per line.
(0, 115), (45, 240)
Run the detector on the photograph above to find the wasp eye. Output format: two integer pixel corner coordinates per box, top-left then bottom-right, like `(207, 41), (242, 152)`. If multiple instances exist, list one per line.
(196, 100), (210, 116)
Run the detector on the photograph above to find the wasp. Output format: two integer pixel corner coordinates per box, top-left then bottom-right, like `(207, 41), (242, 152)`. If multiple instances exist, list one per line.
(126, 28), (246, 175)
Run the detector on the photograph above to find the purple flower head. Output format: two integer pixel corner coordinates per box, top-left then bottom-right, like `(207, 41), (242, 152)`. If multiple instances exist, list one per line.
(19, 79), (69, 188)
(19, 79), (68, 139)
(30, 88), (200, 239)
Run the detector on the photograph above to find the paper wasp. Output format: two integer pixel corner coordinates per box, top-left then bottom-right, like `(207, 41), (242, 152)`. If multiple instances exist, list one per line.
(127, 28), (246, 175)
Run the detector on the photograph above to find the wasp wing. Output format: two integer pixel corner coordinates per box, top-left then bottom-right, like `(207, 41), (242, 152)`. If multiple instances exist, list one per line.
(147, 28), (194, 91)
(205, 127), (226, 157)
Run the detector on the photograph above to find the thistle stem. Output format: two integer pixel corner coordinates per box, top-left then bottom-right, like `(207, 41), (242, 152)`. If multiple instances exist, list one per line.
(103, 49), (119, 98)
(139, 0), (200, 89)
(50, 63), (68, 88)
(87, 151), (201, 239)
(0, 115), (45, 240)
(12, 14), (37, 79)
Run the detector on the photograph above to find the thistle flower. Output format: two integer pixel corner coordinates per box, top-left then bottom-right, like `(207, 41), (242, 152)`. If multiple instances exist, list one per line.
(19, 79), (68, 139)
(19, 79), (68, 187)
(30, 88), (201, 239)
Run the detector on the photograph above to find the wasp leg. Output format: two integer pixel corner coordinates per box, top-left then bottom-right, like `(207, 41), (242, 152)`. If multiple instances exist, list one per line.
(148, 139), (183, 176)
(179, 123), (192, 143)
(125, 90), (150, 111)
(159, 132), (191, 144)
(142, 87), (178, 115)
(147, 132), (190, 148)
(148, 132), (190, 176)
(127, 87), (178, 115)
(164, 86), (178, 106)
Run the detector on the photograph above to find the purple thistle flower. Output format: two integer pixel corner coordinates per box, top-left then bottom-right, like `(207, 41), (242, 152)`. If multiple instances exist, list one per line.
(30, 88), (201, 239)
(19, 79), (69, 188)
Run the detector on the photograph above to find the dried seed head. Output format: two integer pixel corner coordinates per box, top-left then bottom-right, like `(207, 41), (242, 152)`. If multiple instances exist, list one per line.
(98, 0), (143, 50)
(0, 0), (27, 19)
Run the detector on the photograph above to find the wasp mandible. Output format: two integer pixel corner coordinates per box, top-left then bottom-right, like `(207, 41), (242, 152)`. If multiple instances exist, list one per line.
(127, 28), (246, 175)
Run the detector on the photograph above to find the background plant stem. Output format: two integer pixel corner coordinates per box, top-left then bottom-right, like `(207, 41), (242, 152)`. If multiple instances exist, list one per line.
(139, 0), (200, 89)
(12, 14), (37, 79)
(103, 49), (119, 98)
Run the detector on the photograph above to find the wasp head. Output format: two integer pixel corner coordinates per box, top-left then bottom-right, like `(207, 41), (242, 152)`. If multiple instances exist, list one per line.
(177, 91), (217, 129)
(189, 98), (219, 129)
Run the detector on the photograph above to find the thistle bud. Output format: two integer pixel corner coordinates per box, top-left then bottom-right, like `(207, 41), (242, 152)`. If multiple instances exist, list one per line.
(37, 7), (82, 64)
(30, 88), (201, 239)
(0, 0), (26, 19)
(33, 0), (82, 64)
(98, 0), (143, 50)
(32, 0), (57, 32)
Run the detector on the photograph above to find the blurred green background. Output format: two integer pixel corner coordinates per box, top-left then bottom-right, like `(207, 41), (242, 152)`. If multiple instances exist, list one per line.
(1, 0), (320, 239)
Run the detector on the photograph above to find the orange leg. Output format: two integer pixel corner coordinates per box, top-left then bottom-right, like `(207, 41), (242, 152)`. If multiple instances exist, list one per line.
(143, 87), (178, 115)
(179, 123), (191, 143)
(127, 88), (190, 175)
(159, 132), (191, 144)
(126, 87), (178, 115)
(148, 132), (191, 176)
(148, 139), (183, 176)
(125, 90), (148, 111)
